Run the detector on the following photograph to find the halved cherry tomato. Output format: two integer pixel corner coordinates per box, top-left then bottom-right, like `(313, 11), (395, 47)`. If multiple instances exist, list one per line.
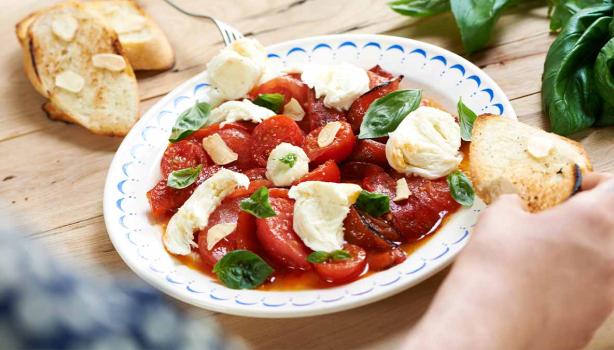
(249, 74), (310, 107)
(367, 248), (407, 272)
(303, 121), (355, 164)
(300, 89), (347, 132)
(256, 197), (311, 270)
(367, 65), (395, 88)
(235, 211), (260, 253)
(251, 116), (305, 167)
(160, 140), (208, 179)
(184, 122), (253, 142)
(348, 139), (388, 167)
(147, 165), (221, 220)
(340, 162), (386, 182)
(293, 160), (341, 185)
(197, 196), (244, 266)
(343, 207), (399, 251)
(312, 244), (367, 284)
(347, 76), (402, 133)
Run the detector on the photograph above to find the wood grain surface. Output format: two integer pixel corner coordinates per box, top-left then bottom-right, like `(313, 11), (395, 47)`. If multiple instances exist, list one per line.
(1, 1), (613, 349)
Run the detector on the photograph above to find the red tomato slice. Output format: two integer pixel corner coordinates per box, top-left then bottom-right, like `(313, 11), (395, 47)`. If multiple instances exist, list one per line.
(256, 197), (311, 270)
(348, 139), (388, 167)
(367, 248), (407, 272)
(249, 74), (310, 107)
(293, 160), (341, 185)
(303, 121), (356, 165)
(312, 244), (367, 284)
(184, 122), (253, 142)
(197, 196), (244, 266)
(227, 179), (273, 200)
(235, 211), (260, 252)
(251, 116), (305, 167)
(367, 65), (395, 88)
(147, 165), (221, 220)
(160, 140), (208, 179)
(300, 89), (347, 132)
(343, 207), (399, 251)
(347, 76), (402, 133)
(215, 128), (255, 170)
(243, 168), (267, 181)
(340, 162), (386, 182)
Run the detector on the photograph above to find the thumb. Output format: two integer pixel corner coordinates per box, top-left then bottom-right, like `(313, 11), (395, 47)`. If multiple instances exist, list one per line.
(491, 194), (527, 212)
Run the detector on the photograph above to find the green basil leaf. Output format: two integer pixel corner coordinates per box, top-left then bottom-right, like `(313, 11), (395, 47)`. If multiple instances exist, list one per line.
(359, 89), (422, 139)
(355, 191), (390, 217)
(307, 251), (330, 264)
(169, 101), (212, 142)
(447, 170), (475, 207)
(595, 37), (614, 111)
(450, 0), (513, 53)
(278, 153), (298, 168)
(548, 0), (606, 31)
(166, 165), (202, 189)
(253, 93), (285, 114)
(212, 250), (274, 289)
(240, 187), (277, 218)
(329, 250), (351, 261)
(388, 0), (450, 17)
(457, 98), (478, 141)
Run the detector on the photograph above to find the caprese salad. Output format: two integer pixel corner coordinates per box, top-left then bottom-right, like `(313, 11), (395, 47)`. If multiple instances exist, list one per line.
(147, 38), (476, 290)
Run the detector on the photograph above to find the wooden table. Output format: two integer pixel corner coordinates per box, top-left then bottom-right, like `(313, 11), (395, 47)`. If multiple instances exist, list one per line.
(2, 1), (614, 348)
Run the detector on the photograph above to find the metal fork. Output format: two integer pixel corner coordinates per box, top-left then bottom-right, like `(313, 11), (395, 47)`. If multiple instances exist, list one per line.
(163, 0), (244, 46)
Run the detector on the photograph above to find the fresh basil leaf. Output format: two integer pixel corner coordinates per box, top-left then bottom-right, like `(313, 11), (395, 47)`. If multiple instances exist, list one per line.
(329, 250), (351, 261)
(166, 165), (202, 189)
(595, 37), (614, 111)
(307, 251), (330, 264)
(450, 0), (513, 53)
(457, 98), (478, 141)
(359, 89), (422, 139)
(447, 170), (474, 207)
(212, 250), (274, 289)
(355, 191), (390, 217)
(240, 187), (277, 218)
(548, 0), (607, 31)
(253, 93), (285, 114)
(278, 153), (298, 168)
(169, 101), (212, 142)
(388, 0), (450, 17)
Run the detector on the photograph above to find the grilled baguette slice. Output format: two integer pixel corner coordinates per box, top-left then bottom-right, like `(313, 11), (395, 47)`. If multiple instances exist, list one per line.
(17, 2), (139, 136)
(82, 0), (174, 71)
(469, 114), (592, 213)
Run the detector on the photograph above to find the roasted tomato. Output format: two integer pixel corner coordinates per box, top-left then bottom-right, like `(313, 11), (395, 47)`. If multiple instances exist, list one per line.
(347, 76), (402, 132)
(340, 162), (386, 182)
(367, 248), (407, 272)
(215, 128), (256, 170)
(160, 140), (208, 179)
(197, 196), (244, 267)
(300, 89), (347, 132)
(256, 197), (311, 270)
(368, 65), (395, 88)
(243, 168), (267, 181)
(147, 165), (221, 220)
(303, 121), (356, 164)
(294, 160), (341, 185)
(348, 139), (388, 167)
(312, 244), (367, 284)
(235, 211), (260, 253)
(251, 116), (305, 167)
(185, 122), (253, 142)
(343, 207), (400, 251)
(250, 74), (310, 107)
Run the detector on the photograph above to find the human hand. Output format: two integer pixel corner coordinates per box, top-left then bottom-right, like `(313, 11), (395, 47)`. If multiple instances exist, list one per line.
(405, 172), (614, 350)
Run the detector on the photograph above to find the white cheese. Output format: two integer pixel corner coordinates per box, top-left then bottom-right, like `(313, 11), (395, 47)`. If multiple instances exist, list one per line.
(202, 133), (238, 165)
(207, 38), (267, 100)
(163, 168), (249, 255)
(394, 178), (412, 202)
(386, 106), (462, 179)
(288, 181), (362, 252)
(527, 135), (554, 159)
(317, 121), (342, 147)
(92, 53), (126, 72)
(207, 99), (276, 126)
(301, 63), (370, 111)
(206, 223), (237, 250)
(266, 143), (310, 186)
(55, 70), (84, 93)
(51, 14), (78, 42)
(283, 98), (305, 121)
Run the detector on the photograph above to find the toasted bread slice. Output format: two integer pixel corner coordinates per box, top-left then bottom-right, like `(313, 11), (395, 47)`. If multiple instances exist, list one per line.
(18, 2), (139, 136)
(469, 115), (592, 212)
(83, 0), (174, 71)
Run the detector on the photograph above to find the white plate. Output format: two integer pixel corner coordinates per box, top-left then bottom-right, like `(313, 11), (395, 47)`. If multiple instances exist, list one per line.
(103, 34), (516, 318)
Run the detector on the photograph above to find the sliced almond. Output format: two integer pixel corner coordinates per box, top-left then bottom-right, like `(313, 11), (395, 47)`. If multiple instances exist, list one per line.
(394, 178), (412, 202)
(55, 70), (84, 93)
(317, 121), (342, 148)
(92, 53), (127, 72)
(51, 14), (78, 42)
(206, 223), (237, 250)
(113, 13), (147, 34)
(283, 98), (305, 121)
(527, 135), (554, 159)
(202, 133), (239, 165)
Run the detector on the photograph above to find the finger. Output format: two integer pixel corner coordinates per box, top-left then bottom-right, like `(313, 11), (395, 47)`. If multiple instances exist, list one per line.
(581, 172), (613, 192)
(491, 194), (527, 212)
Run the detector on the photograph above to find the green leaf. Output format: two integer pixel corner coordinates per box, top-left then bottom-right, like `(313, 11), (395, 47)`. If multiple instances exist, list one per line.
(307, 250), (351, 264)
(359, 89), (422, 139)
(388, 0), (450, 17)
(166, 165), (202, 189)
(457, 98), (478, 141)
(253, 93), (285, 114)
(169, 101), (212, 142)
(278, 153), (298, 168)
(240, 187), (277, 218)
(447, 170), (475, 207)
(307, 251), (330, 264)
(212, 250), (274, 289)
(548, 0), (607, 31)
(355, 191), (390, 217)
(450, 0), (513, 53)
